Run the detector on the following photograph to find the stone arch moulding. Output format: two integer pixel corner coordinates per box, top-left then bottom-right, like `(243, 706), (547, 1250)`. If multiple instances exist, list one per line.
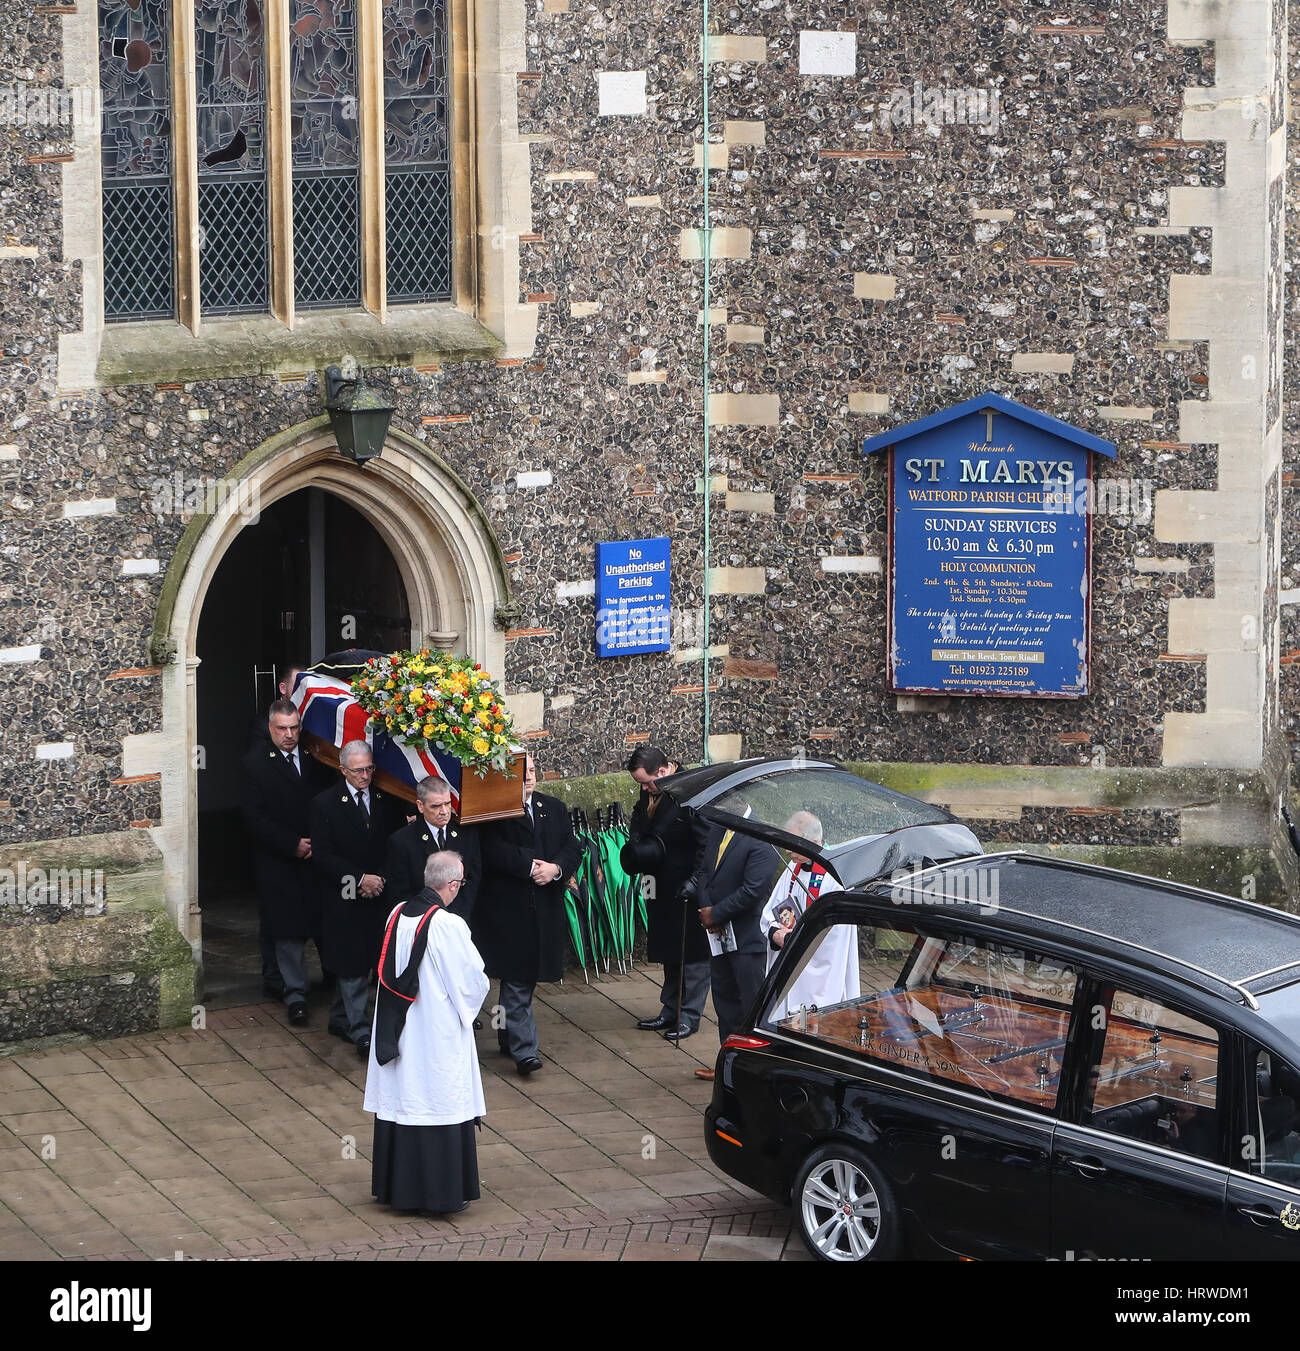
(148, 416), (513, 950)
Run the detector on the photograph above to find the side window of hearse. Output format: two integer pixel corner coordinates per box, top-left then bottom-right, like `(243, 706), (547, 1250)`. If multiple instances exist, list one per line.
(765, 921), (1074, 1110)
(1248, 1049), (1300, 1183)
(1083, 988), (1220, 1162)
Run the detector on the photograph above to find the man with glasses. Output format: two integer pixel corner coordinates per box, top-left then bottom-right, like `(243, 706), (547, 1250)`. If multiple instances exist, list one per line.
(364, 849), (489, 1216)
(311, 739), (404, 1057)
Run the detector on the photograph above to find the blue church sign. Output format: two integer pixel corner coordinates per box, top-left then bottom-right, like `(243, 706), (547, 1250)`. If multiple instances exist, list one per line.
(595, 537), (672, 657)
(863, 393), (1116, 698)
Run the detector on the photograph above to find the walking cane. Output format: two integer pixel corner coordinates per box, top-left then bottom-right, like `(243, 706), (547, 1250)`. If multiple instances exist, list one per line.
(672, 888), (688, 1052)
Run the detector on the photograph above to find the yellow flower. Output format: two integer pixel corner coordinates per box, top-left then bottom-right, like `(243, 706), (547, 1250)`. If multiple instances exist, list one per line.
(423, 723), (435, 737)
(385, 678), (395, 689)
(472, 737), (490, 756)
(479, 693), (492, 707)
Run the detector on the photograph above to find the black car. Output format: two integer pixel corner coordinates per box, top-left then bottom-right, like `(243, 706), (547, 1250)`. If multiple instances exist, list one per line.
(658, 756), (982, 887)
(701, 850), (1300, 1261)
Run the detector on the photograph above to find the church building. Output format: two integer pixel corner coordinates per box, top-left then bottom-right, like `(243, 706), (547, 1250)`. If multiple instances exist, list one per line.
(1, 0), (1295, 1040)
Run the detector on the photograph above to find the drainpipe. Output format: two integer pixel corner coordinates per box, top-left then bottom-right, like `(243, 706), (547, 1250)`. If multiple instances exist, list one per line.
(701, 9), (713, 765)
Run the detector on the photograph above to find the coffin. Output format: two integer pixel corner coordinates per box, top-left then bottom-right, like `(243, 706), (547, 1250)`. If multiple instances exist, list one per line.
(291, 657), (526, 824)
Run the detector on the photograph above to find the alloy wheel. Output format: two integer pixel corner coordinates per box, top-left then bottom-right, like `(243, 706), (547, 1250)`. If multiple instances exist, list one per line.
(800, 1156), (883, 1260)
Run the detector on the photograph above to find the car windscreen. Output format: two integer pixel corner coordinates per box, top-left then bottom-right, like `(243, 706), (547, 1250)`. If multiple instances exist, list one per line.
(1255, 983), (1300, 1047)
(705, 767), (952, 847)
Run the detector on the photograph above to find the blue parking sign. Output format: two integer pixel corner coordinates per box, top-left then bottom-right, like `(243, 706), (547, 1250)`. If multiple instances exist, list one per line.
(595, 538), (671, 657)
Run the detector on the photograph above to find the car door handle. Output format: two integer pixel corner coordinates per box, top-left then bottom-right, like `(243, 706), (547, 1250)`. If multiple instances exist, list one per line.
(1237, 1205), (1279, 1227)
(1064, 1157), (1107, 1178)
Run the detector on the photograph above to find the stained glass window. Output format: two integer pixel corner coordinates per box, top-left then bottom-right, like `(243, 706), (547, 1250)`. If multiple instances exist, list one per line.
(196, 0), (269, 314)
(97, 1), (455, 325)
(289, 0), (361, 309)
(99, 0), (175, 321)
(383, 0), (451, 304)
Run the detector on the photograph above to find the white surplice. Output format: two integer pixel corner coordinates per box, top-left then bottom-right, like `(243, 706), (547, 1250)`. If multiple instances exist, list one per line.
(760, 862), (860, 1019)
(363, 906), (490, 1127)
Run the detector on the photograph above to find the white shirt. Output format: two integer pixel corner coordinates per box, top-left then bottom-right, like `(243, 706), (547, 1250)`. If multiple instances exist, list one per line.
(760, 861), (860, 1019)
(363, 907), (490, 1127)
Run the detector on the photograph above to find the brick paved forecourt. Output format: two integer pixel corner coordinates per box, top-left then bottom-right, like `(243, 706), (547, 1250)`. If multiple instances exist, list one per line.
(0, 970), (808, 1262)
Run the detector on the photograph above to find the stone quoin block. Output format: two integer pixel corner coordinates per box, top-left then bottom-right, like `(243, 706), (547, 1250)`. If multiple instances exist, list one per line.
(725, 490), (776, 514)
(504, 691), (545, 733)
(515, 470), (554, 489)
(674, 643), (729, 665)
(725, 324), (765, 345)
(1095, 406), (1156, 421)
(708, 566), (767, 595)
(679, 227), (752, 260)
(61, 498), (117, 518)
(0, 645), (42, 664)
(693, 142), (729, 170)
(708, 393), (780, 426)
(798, 31), (857, 76)
(706, 35), (767, 63)
(724, 120), (765, 146)
(708, 734), (743, 762)
(854, 273), (896, 300)
(1010, 352), (1077, 374)
(1133, 556), (1192, 574)
(598, 71), (647, 116)
(820, 556), (882, 574)
(849, 392), (891, 414)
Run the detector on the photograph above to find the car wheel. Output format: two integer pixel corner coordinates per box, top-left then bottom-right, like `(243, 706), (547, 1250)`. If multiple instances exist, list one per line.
(795, 1143), (898, 1262)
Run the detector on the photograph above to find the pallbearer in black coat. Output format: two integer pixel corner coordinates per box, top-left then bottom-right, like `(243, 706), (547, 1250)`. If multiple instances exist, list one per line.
(385, 775), (481, 922)
(245, 664), (311, 999)
(475, 754), (581, 1075)
(310, 739), (405, 1057)
(620, 745), (711, 1040)
(241, 699), (337, 1025)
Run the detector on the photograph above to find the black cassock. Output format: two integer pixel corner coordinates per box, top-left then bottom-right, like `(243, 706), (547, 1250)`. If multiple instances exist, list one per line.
(241, 743), (337, 941)
(474, 792), (581, 984)
(309, 784), (406, 977)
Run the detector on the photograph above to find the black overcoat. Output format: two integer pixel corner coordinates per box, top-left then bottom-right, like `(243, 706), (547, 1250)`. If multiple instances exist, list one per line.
(621, 791), (711, 964)
(241, 743), (337, 940)
(474, 792), (581, 984)
(692, 825), (782, 956)
(310, 784), (405, 977)
(385, 816), (481, 921)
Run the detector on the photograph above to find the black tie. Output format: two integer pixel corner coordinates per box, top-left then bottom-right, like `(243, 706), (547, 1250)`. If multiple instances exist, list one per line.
(286, 752), (299, 775)
(436, 828), (445, 850)
(526, 800), (534, 827)
(355, 791), (370, 824)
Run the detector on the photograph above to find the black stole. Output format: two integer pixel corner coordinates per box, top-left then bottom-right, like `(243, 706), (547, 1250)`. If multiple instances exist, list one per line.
(374, 891), (442, 1066)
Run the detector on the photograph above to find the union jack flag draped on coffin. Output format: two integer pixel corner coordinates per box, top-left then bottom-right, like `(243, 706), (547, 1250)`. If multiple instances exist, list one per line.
(290, 660), (468, 814)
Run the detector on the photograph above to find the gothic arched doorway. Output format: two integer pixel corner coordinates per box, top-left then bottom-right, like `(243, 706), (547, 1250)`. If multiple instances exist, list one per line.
(147, 417), (512, 990)
(195, 488), (413, 1005)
